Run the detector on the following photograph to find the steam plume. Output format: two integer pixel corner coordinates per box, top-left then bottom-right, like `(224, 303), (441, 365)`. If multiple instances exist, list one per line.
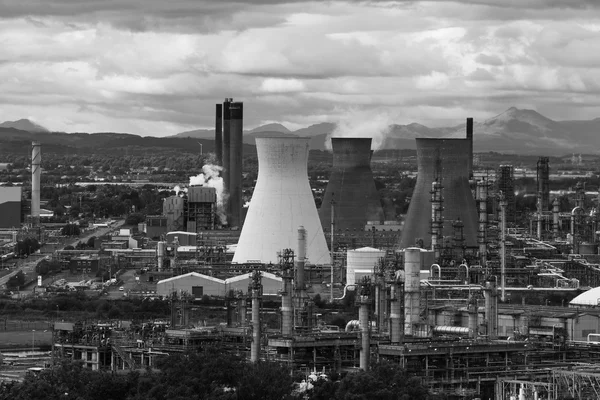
(327, 108), (395, 150)
(189, 164), (228, 225)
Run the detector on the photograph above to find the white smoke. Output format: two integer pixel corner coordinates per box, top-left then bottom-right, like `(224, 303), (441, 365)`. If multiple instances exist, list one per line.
(189, 164), (228, 225)
(173, 185), (187, 196)
(327, 108), (395, 151)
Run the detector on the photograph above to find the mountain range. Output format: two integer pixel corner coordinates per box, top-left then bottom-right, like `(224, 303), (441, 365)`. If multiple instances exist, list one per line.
(1, 108), (599, 155)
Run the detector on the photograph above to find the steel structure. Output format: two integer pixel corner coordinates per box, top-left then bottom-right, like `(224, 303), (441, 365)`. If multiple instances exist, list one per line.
(31, 141), (41, 223)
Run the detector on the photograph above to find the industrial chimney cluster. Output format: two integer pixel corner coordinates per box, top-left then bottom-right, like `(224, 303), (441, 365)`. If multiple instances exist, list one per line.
(215, 98), (244, 228)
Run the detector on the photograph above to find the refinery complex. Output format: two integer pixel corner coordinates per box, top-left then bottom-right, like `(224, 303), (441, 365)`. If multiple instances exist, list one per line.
(4, 100), (600, 399)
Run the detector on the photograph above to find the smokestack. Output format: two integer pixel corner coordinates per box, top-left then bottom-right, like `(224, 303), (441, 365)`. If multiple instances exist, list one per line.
(466, 118), (473, 179)
(319, 138), (384, 232)
(281, 273), (293, 337)
(400, 139), (478, 249)
(233, 137), (330, 264)
(215, 104), (223, 166)
(222, 99), (231, 203)
(404, 247), (421, 337)
(229, 101), (243, 228)
(31, 141), (41, 222)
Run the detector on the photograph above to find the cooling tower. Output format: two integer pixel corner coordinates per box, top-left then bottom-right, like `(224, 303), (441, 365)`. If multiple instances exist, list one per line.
(233, 137), (330, 264)
(229, 101), (243, 228)
(215, 104), (223, 166)
(31, 141), (41, 221)
(319, 138), (384, 232)
(399, 138), (478, 249)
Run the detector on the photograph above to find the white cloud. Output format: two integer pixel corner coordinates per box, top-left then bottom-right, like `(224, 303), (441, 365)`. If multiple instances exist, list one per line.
(259, 78), (306, 93)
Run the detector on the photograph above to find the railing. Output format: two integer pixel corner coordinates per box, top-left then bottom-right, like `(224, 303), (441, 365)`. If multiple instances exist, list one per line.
(111, 341), (137, 370)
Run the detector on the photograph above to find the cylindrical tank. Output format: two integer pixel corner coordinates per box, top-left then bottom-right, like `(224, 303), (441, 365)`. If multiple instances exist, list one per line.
(346, 247), (386, 285)
(31, 141), (41, 220)
(215, 103), (223, 166)
(319, 138), (384, 232)
(404, 247), (421, 337)
(400, 138), (478, 249)
(233, 137), (330, 264)
(222, 99), (231, 201)
(229, 101), (243, 228)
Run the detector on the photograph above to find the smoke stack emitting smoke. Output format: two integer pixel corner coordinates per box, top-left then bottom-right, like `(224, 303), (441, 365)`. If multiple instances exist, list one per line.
(189, 164), (228, 225)
(327, 108), (395, 151)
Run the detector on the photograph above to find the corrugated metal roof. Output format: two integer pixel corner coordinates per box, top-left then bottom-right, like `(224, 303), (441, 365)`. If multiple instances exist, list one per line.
(157, 272), (224, 285)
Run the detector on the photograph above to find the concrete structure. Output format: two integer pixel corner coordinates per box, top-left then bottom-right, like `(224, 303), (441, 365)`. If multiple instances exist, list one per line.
(0, 186), (21, 228)
(346, 247), (386, 285)
(215, 103), (223, 166)
(163, 196), (185, 232)
(228, 101), (243, 228)
(222, 98), (232, 201)
(319, 138), (384, 232)
(186, 186), (217, 232)
(399, 138), (478, 249)
(233, 137), (330, 264)
(31, 141), (41, 222)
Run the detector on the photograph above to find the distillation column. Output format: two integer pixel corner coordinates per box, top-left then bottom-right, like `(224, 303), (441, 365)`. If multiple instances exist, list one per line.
(390, 281), (403, 344)
(483, 280), (498, 339)
(430, 180), (443, 261)
(31, 141), (41, 223)
(357, 279), (371, 370)
(468, 294), (478, 339)
(553, 198), (560, 240)
(404, 247), (421, 337)
(157, 242), (165, 271)
(477, 180), (488, 266)
(499, 194), (507, 302)
(250, 272), (262, 363)
(281, 270), (293, 337)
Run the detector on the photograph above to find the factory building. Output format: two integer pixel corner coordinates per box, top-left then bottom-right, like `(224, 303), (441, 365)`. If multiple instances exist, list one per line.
(399, 137), (478, 249)
(163, 196), (185, 232)
(186, 186), (217, 232)
(225, 272), (282, 296)
(319, 138), (384, 232)
(157, 272), (225, 298)
(233, 136), (330, 265)
(0, 186), (21, 228)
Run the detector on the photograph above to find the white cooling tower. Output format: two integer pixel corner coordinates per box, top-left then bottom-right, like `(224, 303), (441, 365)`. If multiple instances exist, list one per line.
(233, 137), (330, 264)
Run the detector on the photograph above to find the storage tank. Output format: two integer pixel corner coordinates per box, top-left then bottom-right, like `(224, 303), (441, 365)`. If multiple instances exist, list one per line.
(346, 247), (386, 285)
(399, 138), (478, 249)
(233, 137), (330, 264)
(319, 138), (384, 232)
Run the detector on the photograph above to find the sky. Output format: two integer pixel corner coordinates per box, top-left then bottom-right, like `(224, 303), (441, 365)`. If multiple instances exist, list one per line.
(1, 0), (600, 137)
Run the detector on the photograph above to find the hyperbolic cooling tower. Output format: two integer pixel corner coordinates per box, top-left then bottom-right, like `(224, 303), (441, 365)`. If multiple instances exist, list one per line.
(319, 138), (384, 232)
(399, 138), (478, 249)
(233, 137), (330, 264)
(31, 141), (41, 221)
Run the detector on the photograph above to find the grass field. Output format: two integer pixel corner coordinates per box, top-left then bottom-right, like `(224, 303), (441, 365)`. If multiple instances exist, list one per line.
(0, 330), (52, 349)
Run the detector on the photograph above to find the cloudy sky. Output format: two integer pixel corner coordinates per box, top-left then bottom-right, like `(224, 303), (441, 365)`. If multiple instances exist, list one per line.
(1, 0), (599, 136)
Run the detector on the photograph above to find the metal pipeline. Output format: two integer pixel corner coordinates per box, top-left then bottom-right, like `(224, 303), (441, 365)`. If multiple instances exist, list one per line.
(430, 263), (441, 280)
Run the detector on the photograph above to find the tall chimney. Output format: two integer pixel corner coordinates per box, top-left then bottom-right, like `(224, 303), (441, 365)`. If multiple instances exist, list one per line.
(31, 141), (41, 222)
(229, 101), (243, 228)
(233, 137), (330, 264)
(319, 138), (384, 232)
(215, 104), (223, 166)
(466, 118), (473, 179)
(222, 99), (231, 204)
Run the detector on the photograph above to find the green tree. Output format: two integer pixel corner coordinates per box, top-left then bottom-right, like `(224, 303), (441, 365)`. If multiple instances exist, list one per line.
(61, 224), (81, 236)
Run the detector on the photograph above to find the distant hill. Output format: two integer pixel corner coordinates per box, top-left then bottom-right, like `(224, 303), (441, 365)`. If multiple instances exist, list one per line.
(0, 119), (49, 133)
(2, 108), (598, 156)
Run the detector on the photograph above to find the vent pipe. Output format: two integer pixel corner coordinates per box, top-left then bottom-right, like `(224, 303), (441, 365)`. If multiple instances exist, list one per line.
(229, 101), (243, 228)
(31, 141), (41, 222)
